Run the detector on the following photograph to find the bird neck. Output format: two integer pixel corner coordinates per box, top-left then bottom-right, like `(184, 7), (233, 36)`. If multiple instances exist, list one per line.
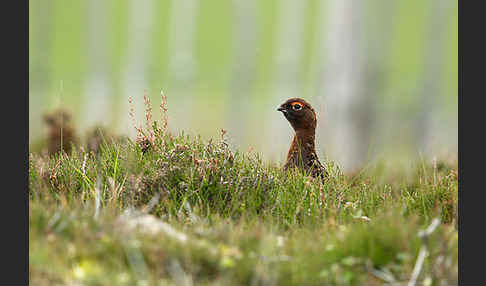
(293, 128), (316, 150)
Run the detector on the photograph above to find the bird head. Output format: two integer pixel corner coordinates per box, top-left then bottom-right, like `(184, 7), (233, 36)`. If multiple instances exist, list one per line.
(277, 98), (317, 131)
(43, 109), (72, 128)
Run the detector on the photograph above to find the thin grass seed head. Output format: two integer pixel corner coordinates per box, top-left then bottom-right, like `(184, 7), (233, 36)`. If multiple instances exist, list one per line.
(160, 90), (169, 135)
(143, 90), (153, 141)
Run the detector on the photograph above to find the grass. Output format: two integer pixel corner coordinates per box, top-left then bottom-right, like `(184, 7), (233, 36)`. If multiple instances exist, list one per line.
(29, 99), (457, 285)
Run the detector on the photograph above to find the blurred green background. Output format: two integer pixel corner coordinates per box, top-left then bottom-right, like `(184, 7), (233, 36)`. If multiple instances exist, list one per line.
(29, 0), (457, 171)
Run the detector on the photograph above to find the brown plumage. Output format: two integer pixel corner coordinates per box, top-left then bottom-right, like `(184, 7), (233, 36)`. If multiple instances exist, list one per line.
(43, 109), (78, 156)
(277, 98), (327, 178)
(86, 126), (107, 155)
(85, 126), (129, 155)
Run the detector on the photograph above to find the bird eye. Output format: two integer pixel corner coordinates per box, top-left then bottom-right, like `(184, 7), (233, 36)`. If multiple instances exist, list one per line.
(292, 103), (303, 111)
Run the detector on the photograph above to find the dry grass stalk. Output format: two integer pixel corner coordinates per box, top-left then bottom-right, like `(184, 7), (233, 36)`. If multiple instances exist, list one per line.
(128, 96), (144, 143)
(160, 90), (169, 136)
(129, 90), (171, 154)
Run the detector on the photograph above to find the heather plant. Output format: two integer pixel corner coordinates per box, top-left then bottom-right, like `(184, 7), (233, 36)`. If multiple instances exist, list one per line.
(29, 93), (458, 285)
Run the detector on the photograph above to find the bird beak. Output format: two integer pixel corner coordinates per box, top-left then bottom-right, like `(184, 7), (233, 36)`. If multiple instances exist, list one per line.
(277, 106), (285, 112)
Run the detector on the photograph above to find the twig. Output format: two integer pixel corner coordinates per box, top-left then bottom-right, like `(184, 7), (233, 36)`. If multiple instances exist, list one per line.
(81, 153), (87, 176)
(407, 218), (441, 286)
(94, 174), (102, 220)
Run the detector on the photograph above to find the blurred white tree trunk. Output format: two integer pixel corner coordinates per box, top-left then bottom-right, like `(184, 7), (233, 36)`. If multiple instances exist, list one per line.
(118, 0), (154, 137)
(167, 0), (199, 132)
(318, 0), (368, 172)
(83, 0), (112, 131)
(29, 0), (53, 139)
(368, 1), (398, 159)
(168, 0), (198, 87)
(416, 0), (452, 156)
(354, 1), (397, 165)
(268, 0), (305, 162)
(228, 0), (257, 144)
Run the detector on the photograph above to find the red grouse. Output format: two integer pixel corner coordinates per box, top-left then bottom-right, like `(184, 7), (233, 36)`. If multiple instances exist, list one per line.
(277, 98), (327, 178)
